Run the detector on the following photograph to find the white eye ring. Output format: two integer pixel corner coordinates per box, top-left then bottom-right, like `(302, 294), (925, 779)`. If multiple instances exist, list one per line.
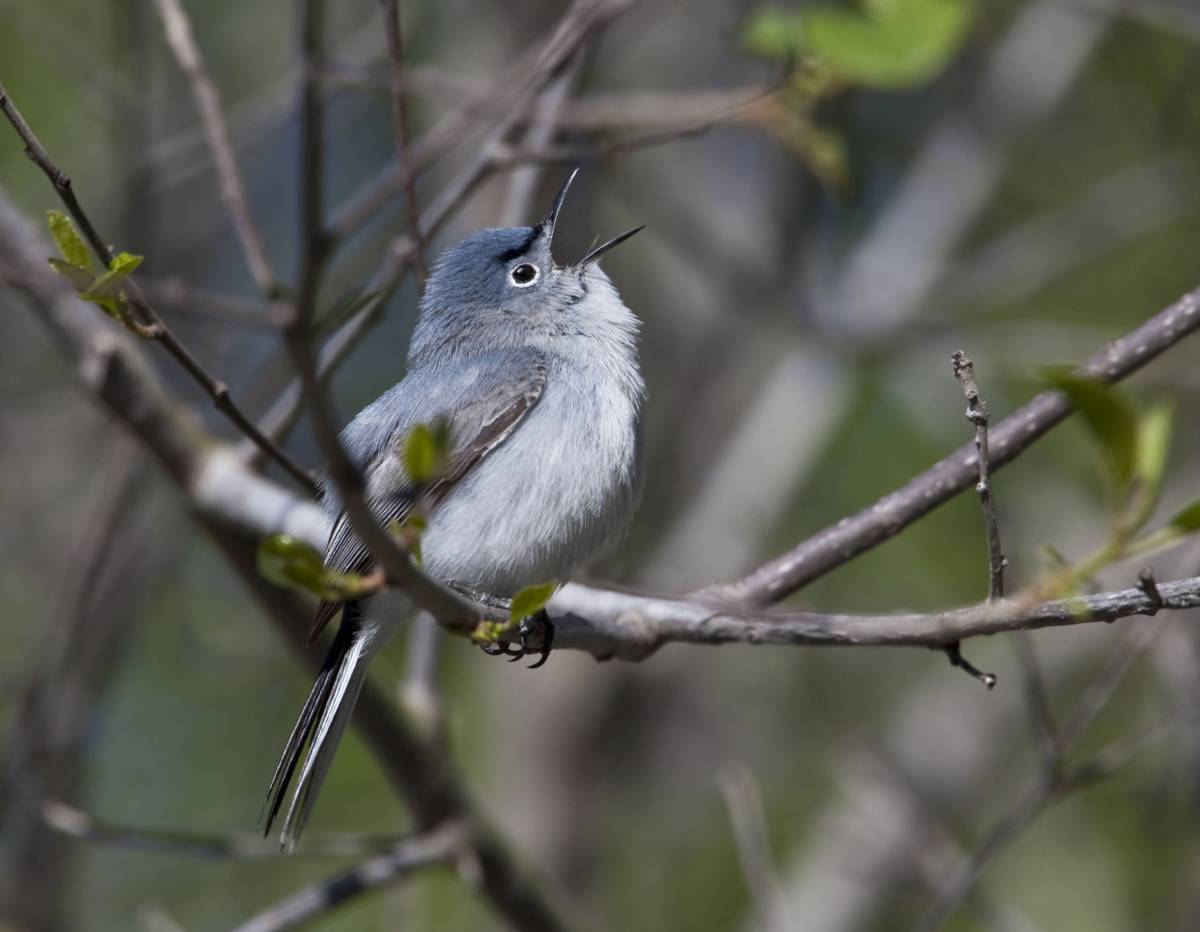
(509, 263), (540, 288)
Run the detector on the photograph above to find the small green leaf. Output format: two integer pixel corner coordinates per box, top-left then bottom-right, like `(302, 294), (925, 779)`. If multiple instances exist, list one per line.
(1133, 402), (1172, 496)
(80, 252), (143, 301)
(1168, 500), (1200, 533)
(46, 210), (91, 270)
(48, 257), (96, 291)
(1043, 370), (1139, 490)
(257, 534), (375, 601)
(743, 0), (973, 89)
(403, 421), (449, 484)
(389, 513), (428, 565)
(510, 580), (558, 622)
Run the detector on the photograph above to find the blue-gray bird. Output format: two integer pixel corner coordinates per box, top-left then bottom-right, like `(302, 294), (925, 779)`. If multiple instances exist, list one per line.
(262, 171), (645, 849)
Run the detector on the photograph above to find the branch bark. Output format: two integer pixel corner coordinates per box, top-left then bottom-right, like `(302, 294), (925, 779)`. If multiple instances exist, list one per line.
(706, 283), (1200, 608)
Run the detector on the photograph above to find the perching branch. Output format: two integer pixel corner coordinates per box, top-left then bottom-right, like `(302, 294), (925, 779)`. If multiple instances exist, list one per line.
(0, 80), (317, 494)
(705, 283), (1200, 609)
(6, 184), (1200, 667)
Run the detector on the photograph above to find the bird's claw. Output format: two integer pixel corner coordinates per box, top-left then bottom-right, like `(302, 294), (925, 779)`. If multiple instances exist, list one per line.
(478, 610), (555, 669)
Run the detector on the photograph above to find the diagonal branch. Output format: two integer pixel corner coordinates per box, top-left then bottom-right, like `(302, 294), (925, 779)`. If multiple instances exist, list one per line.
(150, 0), (279, 297)
(227, 821), (469, 932)
(706, 284), (1200, 608)
(0, 81), (318, 494)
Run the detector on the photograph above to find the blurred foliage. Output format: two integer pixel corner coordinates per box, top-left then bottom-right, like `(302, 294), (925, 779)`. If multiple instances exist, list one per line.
(744, 0), (973, 89)
(257, 534), (377, 602)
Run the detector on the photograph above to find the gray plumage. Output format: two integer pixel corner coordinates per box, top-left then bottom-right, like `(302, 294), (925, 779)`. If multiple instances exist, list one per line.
(262, 174), (645, 849)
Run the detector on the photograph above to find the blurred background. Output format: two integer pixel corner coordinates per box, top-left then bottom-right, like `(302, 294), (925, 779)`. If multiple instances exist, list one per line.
(3, 0), (1200, 929)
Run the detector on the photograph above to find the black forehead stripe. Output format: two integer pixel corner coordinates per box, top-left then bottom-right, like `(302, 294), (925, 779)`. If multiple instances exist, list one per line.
(496, 228), (540, 263)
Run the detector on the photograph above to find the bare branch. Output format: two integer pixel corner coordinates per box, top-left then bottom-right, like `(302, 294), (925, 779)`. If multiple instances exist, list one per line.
(136, 276), (273, 328)
(246, 0), (642, 457)
(0, 81), (318, 494)
(951, 351), (1006, 600)
(939, 350), (1006, 687)
(41, 799), (426, 861)
(718, 763), (791, 932)
(541, 576), (1200, 661)
(294, 0), (330, 328)
(707, 283), (1200, 608)
(323, 0), (639, 243)
(278, 0), (485, 640)
(227, 821), (469, 932)
(378, 0), (427, 284)
(914, 656), (1186, 932)
(0, 192), (578, 932)
(150, 0), (278, 297)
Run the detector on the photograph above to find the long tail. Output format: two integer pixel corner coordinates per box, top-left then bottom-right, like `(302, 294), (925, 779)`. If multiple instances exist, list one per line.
(260, 603), (372, 851)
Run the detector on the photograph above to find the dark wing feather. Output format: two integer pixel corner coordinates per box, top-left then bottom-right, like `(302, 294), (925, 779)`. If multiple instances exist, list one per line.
(308, 356), (548, 641)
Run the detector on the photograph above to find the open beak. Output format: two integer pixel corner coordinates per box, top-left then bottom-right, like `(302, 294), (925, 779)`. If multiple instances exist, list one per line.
(578, 224), (645, 266)
(541, 168), (579, 252)
(540, 168), (644, 267)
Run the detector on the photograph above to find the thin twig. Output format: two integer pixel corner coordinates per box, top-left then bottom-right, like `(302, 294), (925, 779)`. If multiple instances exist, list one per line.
(378, 0), (427, 284)
(324, 0), (639, 243)
(1011, 635), (1059, 768)
(246, 0), (640, 458)
(952, 351), (1006, 600)
(150, 0), (279, 297)
(227, 821), (469, 932)
(41, 799), (425, 860)
(137, 276), (273, 327)
(497, 57), (583, 227)
(1054, 618), (1161, 752)
(942, 350), (1006, 687)
(914, 697), (1189, 932)
(717, 763), (791, 932)
(709, 285), (1200, 608)
(280, 0), (482, 633)
(0, 81), (318, 494)
(294, 0), (330, 328)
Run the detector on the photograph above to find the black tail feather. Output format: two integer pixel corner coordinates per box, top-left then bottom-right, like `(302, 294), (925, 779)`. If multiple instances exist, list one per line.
(260, 603), (364, 845)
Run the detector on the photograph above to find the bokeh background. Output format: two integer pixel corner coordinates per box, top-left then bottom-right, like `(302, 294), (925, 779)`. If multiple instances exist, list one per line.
(3, 0), (1200, 929)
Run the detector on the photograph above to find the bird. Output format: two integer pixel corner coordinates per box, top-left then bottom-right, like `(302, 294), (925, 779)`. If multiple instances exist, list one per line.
(261, 171), (646, 850)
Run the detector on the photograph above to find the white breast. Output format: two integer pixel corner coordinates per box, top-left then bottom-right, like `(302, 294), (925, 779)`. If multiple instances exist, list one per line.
(420, 356), (642, 597)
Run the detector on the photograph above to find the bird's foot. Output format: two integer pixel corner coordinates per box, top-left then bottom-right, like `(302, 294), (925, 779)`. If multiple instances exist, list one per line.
(478, 610), (555, 669)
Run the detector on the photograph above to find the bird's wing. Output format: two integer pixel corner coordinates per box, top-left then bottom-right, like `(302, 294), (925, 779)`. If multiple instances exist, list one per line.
(309, 351), (549, 641)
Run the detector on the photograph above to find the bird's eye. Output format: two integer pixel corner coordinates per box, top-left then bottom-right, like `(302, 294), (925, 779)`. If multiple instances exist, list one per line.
(509, 263), (539, 287)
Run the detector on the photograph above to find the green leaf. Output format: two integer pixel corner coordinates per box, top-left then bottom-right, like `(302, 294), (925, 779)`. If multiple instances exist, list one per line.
(46, 210), (91, 271)
(80, 252), (143, 301)
(510, 580), (558, 622)
(1043, 370), (1139, 490)
(1168, 500), (1200, 533)
(1133, 402), (1172, 496)
(403, 421), (449, 484)
(257, 534), (375, 601)
(389, 513), (428, 565)
(48, 257), (96, 291)
(743, 0), (973, 89)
